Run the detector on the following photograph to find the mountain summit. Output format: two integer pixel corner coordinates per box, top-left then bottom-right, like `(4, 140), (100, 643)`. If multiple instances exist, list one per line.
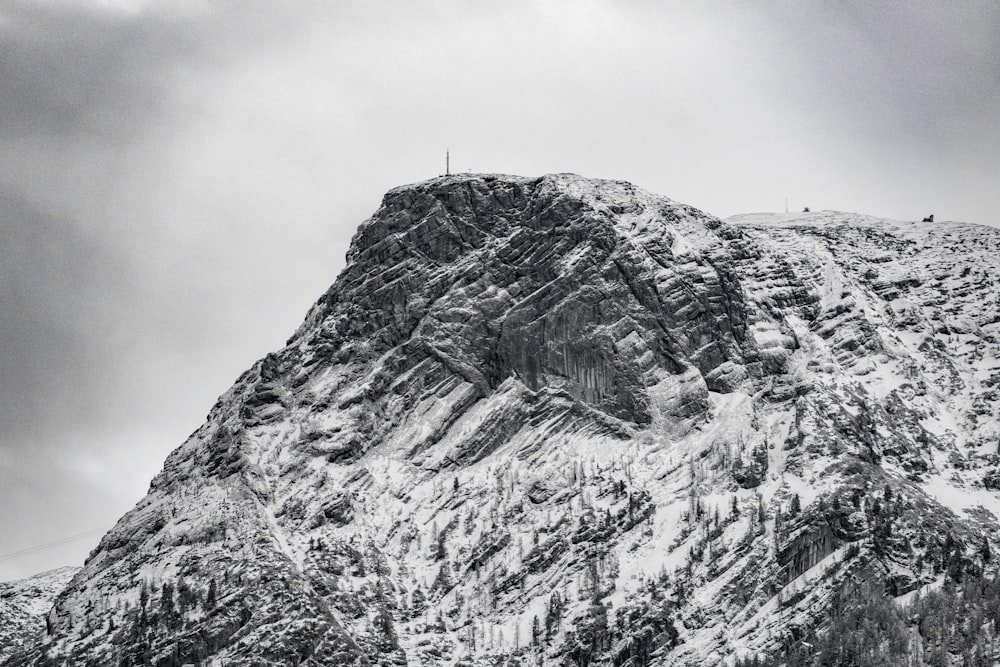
(8, 174), (1000, 666)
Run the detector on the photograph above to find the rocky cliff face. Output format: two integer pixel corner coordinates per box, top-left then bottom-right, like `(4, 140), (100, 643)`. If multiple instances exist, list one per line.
(7, 175), (1000, 666)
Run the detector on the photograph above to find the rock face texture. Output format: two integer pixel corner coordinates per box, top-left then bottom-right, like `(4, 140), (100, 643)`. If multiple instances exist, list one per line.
(7, 175), (1000, 666)
(0, 567), (78, 664)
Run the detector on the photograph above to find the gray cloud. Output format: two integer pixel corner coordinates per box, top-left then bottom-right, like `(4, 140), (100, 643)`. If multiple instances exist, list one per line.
(0, 2), (201, 138)
(0, 190), (125, 435)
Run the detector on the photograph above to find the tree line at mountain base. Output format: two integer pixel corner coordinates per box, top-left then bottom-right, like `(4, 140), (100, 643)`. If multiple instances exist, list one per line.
(737, 570), (1000, 667)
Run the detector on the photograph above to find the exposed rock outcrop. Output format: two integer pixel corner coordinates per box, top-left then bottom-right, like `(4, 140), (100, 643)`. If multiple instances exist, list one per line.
(9, 177), (1000, 667)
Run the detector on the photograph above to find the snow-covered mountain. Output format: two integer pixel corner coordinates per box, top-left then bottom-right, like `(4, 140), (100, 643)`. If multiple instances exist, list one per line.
(0, 567), (78, 663)
(7, 174), (1000, 666)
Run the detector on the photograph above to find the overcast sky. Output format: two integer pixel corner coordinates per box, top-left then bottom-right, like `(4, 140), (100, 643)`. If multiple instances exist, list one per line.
(1, 0), (998, 580)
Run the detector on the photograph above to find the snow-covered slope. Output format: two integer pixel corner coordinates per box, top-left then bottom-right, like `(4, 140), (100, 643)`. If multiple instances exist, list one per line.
(0, 567), (78, 663)
(7, 178), (1000, 666)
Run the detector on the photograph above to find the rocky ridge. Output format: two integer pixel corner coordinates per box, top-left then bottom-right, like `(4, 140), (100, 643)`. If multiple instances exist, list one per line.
(6, 174), (1000, 666)
(0, 567), (78, 663)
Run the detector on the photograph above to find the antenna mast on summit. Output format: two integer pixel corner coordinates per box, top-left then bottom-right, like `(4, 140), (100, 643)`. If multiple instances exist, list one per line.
(446, 149), (450, 176)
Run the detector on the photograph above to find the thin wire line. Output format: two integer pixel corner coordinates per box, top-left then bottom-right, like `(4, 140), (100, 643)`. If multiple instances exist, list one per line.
(0, 528), (107, 563)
